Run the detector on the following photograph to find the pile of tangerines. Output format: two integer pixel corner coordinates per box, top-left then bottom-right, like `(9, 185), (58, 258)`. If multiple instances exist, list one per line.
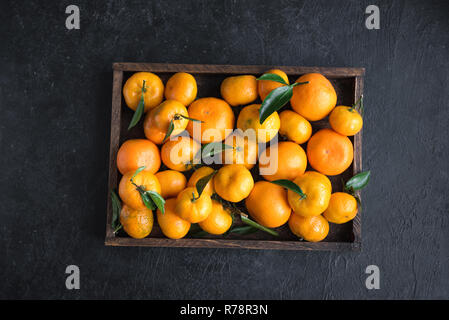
(111, 69), (369, 243)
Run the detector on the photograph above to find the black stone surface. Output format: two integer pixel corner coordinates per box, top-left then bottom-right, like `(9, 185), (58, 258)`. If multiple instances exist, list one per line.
(0, 0), (448, 299)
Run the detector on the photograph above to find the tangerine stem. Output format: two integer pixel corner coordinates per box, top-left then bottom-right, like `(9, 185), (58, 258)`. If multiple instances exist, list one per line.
(130, 180), (146, 193)
(291, 81), (309, 87)
(351, 94), (363, 111)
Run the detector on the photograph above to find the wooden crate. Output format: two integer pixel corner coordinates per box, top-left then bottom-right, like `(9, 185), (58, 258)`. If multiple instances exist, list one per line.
(105, 63), (364, 251)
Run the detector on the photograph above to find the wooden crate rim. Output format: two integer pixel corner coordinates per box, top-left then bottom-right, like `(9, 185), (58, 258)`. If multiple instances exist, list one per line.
(105, 236), (361, 251)
(113, 62), (365, 77)
(106, 62), (364, 251)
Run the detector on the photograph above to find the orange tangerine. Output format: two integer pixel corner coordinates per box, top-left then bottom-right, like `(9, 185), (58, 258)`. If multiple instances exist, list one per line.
(157, 198), (191, 239)
(164, 72), (197, 106)
(123, 72), (164, 112)
(116, 139), (161, 175)
(279, 110), (312, 144)
(175, 187), (213, 223)
(258, 69), (290, 101)
(143, 100), (189, 145)
(161, 136), (201, 172)
(120, 204), (154, 239)
(187, 166), (215, 196)
(198, 200), (233, 235)
(155, 170), (187, 199)
(288, 213), (329, 242)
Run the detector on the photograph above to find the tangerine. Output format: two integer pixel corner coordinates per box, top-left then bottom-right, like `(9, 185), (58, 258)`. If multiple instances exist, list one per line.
(222, 130), (258, 169)
(161, 135), (201, 172)
(259, 141), (307, 181)
(323, 192), (358, 224)
(187, 166), (215, 196)
(287, 171), (332, 217)
(214, 164), (254, 202)
(186, 97), (234, 144)
(306, 128), (353, 176)
(143, 100), (189, 145)
(164, 72), (197, 106)
(236, 104), (280, 143)
(198, 200), (233, 235)
(155, 170), (187, 199)
(116, 139), (161, 175)
(258, 69), (290, 101)
(221, 75), (258, 106)
(290, 73), (337, 121)
(123, 72), (164, 112)
(120, 204), (154, 239)
(279, 110), (312, 144)
(118, 170), (162, 210)
(288, 213), (329, 242)
(329, 106), (363, 136)
(245, 181), (291, 228)
(157, 198), (191, 239)
(175, 187), (212, 223)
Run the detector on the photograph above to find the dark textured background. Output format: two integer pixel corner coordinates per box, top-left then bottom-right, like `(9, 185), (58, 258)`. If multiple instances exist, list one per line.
(0, 0), (448, 299)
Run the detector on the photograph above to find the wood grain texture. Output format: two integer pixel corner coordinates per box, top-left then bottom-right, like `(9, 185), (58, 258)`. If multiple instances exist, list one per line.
(106, 63), (364, 251)
(105, 70), (123, 239)
(113, 62), (365, 78)
(105, 236), (360, 251)
(352, 76), (364, 246)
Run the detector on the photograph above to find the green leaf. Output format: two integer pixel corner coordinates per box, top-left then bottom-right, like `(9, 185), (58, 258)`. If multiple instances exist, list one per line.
(259, 85), (293, 124)
(352, 94), (363, 109)
(240, 215), (278, 236)
(131, 166), (146, 180)
(359, 95), (365, 115)
(271, 179), (306, 200)
(345, 171), (371, 191)
(229, 225), (258, 235)
(256, 73), (288, 85)
(162, 119), (175, 143)
(195, 170), (217, 198)
(140, 191), (156, 210)
(175, 114), (204, 123)
(350, 95), (364, 115)
(147, 191), (165, 214)
(128, 80), (146, 130)
(113, 224), (123, 234)
(291, 81), (309, 87)
(201, 142), (233, 159)
(110, 189), (122, 233)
